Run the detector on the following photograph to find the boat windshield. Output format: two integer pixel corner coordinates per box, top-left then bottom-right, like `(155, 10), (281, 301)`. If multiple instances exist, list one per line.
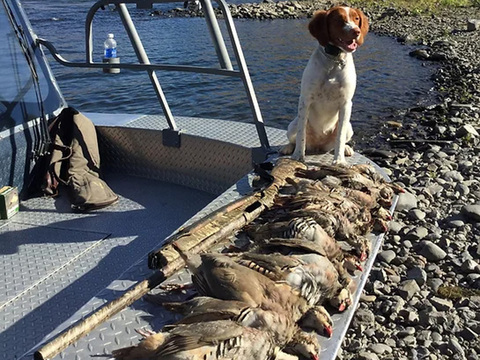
(0, 2), (63, 131)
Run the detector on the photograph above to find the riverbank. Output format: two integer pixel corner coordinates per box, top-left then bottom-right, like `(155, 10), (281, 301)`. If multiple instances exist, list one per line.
(161, 1), (480, 358)
(340, 4), (480, 360)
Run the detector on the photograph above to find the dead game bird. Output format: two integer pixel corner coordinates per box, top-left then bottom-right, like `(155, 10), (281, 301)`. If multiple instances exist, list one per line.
(111, 320), (302, 360)
(255, 236), (365, 273)
(231, 252), (345, 307)
(254, 237), (343, 264)
(162, 296), (328, 350)
(296, 165), (404, 197)
(181, 252), (307, 316)
(255, 209), (372, 261)
(274, 192), (363, 223)
(286, 175), (386, 209)
(246, 240), (355, 312)
(161, 297), (251, 324)
(244, 216), (339, 254)
(162, 296), (296, 344)
(263, 209), (359, 241)
(175, 250), (335, 339)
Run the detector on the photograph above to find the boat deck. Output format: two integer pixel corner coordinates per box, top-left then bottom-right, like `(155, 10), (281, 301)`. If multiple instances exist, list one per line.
(0, 114), (393, 360)
(0, 175), (216, 359)
(0, 114), (287, 360)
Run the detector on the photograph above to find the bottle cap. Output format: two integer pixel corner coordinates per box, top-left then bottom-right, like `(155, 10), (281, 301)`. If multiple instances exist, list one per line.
(108, 33), (114, 38)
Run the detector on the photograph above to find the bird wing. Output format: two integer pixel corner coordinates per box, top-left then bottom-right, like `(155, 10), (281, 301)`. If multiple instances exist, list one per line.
(155, 320), (245, 357)
(236, 253), (302, 280)
(261, 238), (328, 257)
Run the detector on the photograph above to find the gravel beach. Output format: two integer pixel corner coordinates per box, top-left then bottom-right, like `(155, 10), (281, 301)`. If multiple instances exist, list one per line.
(335, 4), (480, 360)
(160, 1), (480, 358)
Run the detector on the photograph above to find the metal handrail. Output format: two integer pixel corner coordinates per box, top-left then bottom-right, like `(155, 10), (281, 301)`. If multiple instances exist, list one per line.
(37, 0), (271, 152)
(36, 39), (240, 77)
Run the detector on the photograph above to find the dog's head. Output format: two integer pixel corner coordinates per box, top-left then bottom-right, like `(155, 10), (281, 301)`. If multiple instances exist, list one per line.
(308, 6), (369, 53)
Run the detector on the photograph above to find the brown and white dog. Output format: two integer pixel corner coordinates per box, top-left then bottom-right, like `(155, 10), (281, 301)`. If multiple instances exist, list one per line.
(282, 5), (369, 164)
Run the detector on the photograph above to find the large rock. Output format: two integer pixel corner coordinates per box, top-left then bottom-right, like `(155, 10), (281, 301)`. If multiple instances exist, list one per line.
(410, 48), (430, 60)
(442, 170), (464, 182)
(456, 124), (479, 138)
(396, 191), (417, 212)
(354, 309), (376, 327)
(467, 19), (480, 31)
(457, 327), (478, 341)
(377, 250), (396, 264)
(388, 221), (404, 234)
(461, 259), (480, 273)
(405, 226), (429, 241)
(428, 278), (444, 292)
(419, 309), (446, 327)
(398, 280), (421, 300)
(426, 183), (444, 196)
(430, 296), (453, 311)
(407, 267), (427, 286)
(368, 343), (393, 355)
(408, 209), (426, 221)
(419, 241), (447, 262)
(462, 204), (480, 222)
(358, 351), (380, 360)
(448, 338), (465, 357)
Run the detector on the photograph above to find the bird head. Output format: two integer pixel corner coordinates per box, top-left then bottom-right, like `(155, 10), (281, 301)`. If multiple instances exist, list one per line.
(288, 331), (321, 360)
(375, 206), (393, 221)
(343, 253), (364, 272)
(329, 288), (352, 312)
(373, 218), (389, 233)
(299, 305), (333, 337)
(353, 235), (370, 261)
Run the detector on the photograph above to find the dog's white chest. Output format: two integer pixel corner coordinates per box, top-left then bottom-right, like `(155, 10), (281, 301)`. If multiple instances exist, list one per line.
(323, 61), (355, 96)
(303, 50), (357, 102)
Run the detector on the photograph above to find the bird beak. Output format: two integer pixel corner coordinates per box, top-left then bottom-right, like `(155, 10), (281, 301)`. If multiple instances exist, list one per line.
(360, 252), (367, 261)
(324, 325), (333, 337)
(338, 302), (346, 312)
(311, 354), (320, 360)
(356, 263), (364, 272)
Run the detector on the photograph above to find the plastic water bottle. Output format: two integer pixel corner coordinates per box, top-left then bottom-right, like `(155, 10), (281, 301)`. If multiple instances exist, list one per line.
(102, 33), (120, 74)
(104, 33), (117, 59)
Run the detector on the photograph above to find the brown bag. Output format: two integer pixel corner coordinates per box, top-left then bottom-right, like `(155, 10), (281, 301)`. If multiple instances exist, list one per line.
(45, 107), (118, 211)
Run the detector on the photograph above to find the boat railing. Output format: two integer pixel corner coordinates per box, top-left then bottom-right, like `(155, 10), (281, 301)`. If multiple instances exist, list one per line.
(35, 0), (271, 152)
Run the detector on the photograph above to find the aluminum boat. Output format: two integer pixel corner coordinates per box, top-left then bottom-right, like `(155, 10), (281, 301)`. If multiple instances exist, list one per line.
(0, 1), (395, 359)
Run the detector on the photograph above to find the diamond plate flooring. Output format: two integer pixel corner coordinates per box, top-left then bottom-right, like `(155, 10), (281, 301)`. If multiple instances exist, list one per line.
(0, 175), (215, 360)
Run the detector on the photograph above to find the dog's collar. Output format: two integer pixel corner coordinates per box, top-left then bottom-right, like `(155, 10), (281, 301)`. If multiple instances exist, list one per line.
(324, 44), (342, 57)
(321, 44), (346, 68)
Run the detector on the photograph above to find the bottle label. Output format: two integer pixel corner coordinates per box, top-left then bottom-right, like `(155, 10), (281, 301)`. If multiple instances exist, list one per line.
(104, 48), (117, 58)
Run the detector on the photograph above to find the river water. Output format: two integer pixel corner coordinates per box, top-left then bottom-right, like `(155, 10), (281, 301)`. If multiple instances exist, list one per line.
(22, 0), (434, 137)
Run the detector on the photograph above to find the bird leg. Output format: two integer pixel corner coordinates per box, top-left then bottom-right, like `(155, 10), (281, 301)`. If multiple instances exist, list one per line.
(158, 283), (194, 292)
(112, 329), (165, 360)
(135, 328), (156, 338)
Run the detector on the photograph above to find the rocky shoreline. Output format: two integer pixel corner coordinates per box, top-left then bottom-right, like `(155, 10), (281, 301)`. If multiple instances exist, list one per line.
(334, 4), (480, 360)
(159, 1), (480, 359)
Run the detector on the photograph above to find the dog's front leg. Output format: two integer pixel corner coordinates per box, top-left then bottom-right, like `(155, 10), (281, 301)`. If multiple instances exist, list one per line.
(291, 98), (310, 162)
(333, 100), (352, 165)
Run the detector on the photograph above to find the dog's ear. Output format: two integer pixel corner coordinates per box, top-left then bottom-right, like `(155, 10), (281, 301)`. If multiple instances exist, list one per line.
(354, 8), (369, 46)
(308, 10), (329, 47)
